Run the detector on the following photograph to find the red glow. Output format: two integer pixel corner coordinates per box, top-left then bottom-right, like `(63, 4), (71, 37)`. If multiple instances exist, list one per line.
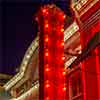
(45, 68), (50, 72)
(62, 71), (66, 76)
(42, 9), (46, 13)
(95, 49), (100, 97)
(45, 64), (48, 67)
(61, 28), (64, 32)
(45, 37), (48, 42)
(45, 24), (49, 28)
(45, 51), (49, 57)
(63, 87), (66, 92)
(61, 42), (64, 46)
(63, 15), (66, 19)
(39, 5), (65, 99)
(45, 84), (50, 88)
(62, 56), (65, 60)
(45, 97), (49, 100)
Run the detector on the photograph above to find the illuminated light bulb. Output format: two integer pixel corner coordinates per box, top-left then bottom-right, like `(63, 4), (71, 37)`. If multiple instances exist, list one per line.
(61, 28), (64, 32)
(63, 15), (66, 19)
(45, 24), (49, 28)
(45, 68), (50, 72)
(62, 71), (66, 76)
(26, 54), (30, 59)
(45, 97), (49, 100)
(61, 42), (64, 46)
(62, 56), (65, 60)
(45, 37), (48, 42)
(45, 52), (49, 57)
(46, 80), (49, 83)
(34, 86), (37, 89)
(42, 9), (46, 13)
(63, 87), (66, 91)
(45, 84), (50, 88)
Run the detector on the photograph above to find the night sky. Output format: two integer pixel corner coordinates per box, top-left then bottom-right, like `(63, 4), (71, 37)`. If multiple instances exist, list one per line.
(0, 0), (71, 75)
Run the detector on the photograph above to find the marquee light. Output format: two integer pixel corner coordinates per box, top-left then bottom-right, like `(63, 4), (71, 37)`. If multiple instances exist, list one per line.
(61, 28), (64, 32)
(45, 52), (49, 57)
(4, 37), (38, 90)
(63, 15), (66, 19)
(64, 21), (79, 41)
(62, 56), (65, 61)
(45, 97), (49, 100)
(37, 5), (66, 100)
(5, 21), (79, 91)
(61, 42), (64, 47)
(63, 87), (66, 92)
(45, 24), (49, 28)
(11, 82), (39, 100)
(45, 68), (50, 72)
(45, 83), (50, 88)
(42, 9), (46, 13)
(45, 37), (49, 42)
(62, 71), (66, 76)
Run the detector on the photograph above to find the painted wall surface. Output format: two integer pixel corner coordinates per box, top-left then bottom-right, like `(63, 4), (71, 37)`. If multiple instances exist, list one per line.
(81, 20), (100, 100)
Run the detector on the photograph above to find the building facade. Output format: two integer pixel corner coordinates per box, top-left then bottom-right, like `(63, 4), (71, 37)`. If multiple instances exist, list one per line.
(3, 0), (100, 100)
(66, 0), (100, 100)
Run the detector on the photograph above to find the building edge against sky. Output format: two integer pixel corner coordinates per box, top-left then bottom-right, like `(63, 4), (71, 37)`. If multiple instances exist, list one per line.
(2, 0), (100, 100)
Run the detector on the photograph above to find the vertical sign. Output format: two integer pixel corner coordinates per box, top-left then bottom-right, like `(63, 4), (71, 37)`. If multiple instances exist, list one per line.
(36, 5), (66, 100)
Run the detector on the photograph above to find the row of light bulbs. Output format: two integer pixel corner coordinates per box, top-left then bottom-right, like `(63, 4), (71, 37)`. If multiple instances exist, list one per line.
(75, 0), (88, 11)
(4, 19), (79, 92)
(10, 81), (39, 100)
(4, 37), (38, 91)
(64, 21), (79, 41)
(73, 0), (99, 17)
(41, 6), (66, 99)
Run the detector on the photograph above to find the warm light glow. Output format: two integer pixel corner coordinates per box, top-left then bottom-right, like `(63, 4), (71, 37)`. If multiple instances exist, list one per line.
(42, 9), (46, 13)
(39, 5), (65, 99)
(45, 68), (50, 72)
(63, 87), (66, 92)
(61, 42), (64, 46)
(45, 84), (50, 88)
(63, 15), (66, 19)
(45, 64), (48, 67)
(45, 52), (49, 57)
(61, 28), (64, 32)
(45, 37), (48, 42)
(64, 21), (79, 41)
(62, 71), (66, 76)
(45, 97), (49, 100)
(62, 56), (65, 60)
(45, 24), (49, 28)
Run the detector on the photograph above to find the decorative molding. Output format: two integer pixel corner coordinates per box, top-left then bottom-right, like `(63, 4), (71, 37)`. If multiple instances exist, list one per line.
(4, 21), (79, 91)
(4, 37), (38, 91)
(0, 73), (13, 79)
(64, 21), (79, 41)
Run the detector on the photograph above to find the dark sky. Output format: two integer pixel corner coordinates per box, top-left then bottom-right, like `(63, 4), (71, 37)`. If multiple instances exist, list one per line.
(0, 0), (71, 75)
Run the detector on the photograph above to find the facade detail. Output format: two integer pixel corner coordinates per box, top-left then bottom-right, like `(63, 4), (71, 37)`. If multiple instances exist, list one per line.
(3, 0), (100, 100)
(37, 5), (66, 100)
(66, 0), (100, 100)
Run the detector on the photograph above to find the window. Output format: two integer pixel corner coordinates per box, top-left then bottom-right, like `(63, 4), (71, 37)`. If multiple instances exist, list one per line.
(72, 79), (77, 97)
(71, 73), (82, 99)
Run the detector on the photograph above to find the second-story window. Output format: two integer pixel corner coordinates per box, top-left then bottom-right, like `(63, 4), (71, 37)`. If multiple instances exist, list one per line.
(72, 78), (77, 97)
(71, 74), (82, 99)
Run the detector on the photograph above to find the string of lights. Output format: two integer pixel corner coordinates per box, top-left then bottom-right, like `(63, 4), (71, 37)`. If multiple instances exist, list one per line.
(37, 4), (66, 100)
